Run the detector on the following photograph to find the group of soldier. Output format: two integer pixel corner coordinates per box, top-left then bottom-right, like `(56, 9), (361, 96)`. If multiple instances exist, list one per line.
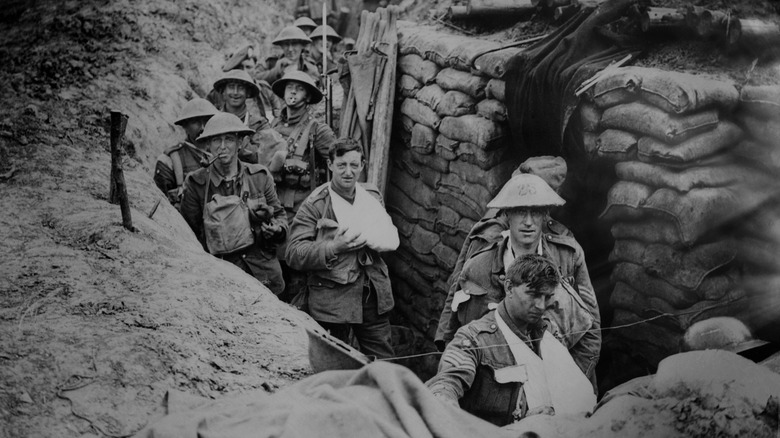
(153, 15), (603, 427)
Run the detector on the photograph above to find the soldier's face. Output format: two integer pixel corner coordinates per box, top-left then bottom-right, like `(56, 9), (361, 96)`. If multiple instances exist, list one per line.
(328, 151), (364, 193)
(182, 117), (209, 144)
(280, 42), (305, 61)
(284, 82), (310, 107)
(209, 133), (240, 165)
(223, 82), (248, 107)
(504, 282), (555, 326)
(506, 208), (546, 248)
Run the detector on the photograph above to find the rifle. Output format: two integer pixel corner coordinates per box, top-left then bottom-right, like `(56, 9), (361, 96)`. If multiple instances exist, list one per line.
(322, 2), (333, 129)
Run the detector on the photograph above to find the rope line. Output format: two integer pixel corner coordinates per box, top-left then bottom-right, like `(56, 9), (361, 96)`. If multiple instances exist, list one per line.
(378, 300), (735, 362)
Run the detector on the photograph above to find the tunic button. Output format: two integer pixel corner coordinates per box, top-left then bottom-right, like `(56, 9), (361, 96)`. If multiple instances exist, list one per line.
(462, 339), (472, 347)
(548, 220), (553, 226)
(499, 275), (505, 281)
(490, 324), (497, 330)
(242, 254), (246, 258)
(546, 235), (552, 240)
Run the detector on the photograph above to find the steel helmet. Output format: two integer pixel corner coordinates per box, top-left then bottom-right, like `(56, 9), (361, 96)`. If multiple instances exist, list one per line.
(293, 16), (317, 33)
(309, 24), (342, 43)
(272, 70), (323, 104)
(487, 173), (565, 209)
(213, 69), (261, 99)
(272, 25), (312, 46)
(174, 98), (218, 126)
(682, 317), (769, 354)
(196, 112), (254, 142)
(512, 156), (568, 194)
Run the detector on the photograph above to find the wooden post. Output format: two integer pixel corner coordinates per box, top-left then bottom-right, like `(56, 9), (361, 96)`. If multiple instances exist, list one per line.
(108, 111), (134, 232)
(728, 18), (780, 59)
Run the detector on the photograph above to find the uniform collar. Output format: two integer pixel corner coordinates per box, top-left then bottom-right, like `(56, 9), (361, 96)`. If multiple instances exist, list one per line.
(209, 161), (245, 186)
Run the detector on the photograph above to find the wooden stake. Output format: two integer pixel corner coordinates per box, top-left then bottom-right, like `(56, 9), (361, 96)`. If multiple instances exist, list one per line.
(108, 111), (134, 232)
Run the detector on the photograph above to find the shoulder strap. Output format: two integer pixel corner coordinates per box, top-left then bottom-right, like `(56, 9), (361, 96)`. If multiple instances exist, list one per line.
(202, 166), (211, 221)
(171, 150), (184, 187)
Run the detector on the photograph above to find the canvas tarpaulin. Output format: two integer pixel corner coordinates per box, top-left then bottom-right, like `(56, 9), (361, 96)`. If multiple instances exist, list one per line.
(134, 361), (518, 438)
(504, 0), (641, 157)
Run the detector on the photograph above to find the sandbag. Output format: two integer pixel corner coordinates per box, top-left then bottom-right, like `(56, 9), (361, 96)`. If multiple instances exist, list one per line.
(472, 47), (524, 79)
(399, 74), (422, 98)
(485, 79), (506, 102)
(410, 123), (436, 155)
(435, 68), (488, 100)
(435, 204), (462, 236)
(615, 161), (756, 192)
(394, 247), (438, 279)
(398, 25), (507, 74)
(386, 182), (437, 228)
(642, 241), (736, 291)
(440, 172), (492, 209)
(389, 163), (437, 209)
(636, 120), (743, 164)
(385, 253), (433, 293)
(449, 158), (515, 194)
(432, 242), (458, 272)
(596, 129), (638, 161)
(475, 99), (507, 122)
(589, 67), (641, 109)
(643, 183), (780, 246)
(608, 239), (646, 264)
(729, 139), (780, 172)
(437, 90), (476, 117)
(394, 149), (442, 189)
(408, 224), (441, 255)
(415, 84), (446, 111)
(610, 218), (681, 247)
(441, 228), (467, 252)
(436, 187), (483, 222)
(397, 53), (440, 85)
(739, 200), (780, 244)
(438, 115), (506, 150)
(400, 98), (441, 130)
(600, 180), (654, 222)
(399, 114), (415, 134)
(636, 68), (739, 114)
(434, 135), (458, 161)
(579, 102), (602, 132)
(738, 84), (780, 119)
(612, 262), (737, 307)
(611, 309), (682, 353)
(459, 143), (513, 170)
(601, 102), (720, 144)
(407, 148), (450, 174)
(389, 212), (415, 238)
(610, 281), (745, 332)
(736, 112), (780, 148)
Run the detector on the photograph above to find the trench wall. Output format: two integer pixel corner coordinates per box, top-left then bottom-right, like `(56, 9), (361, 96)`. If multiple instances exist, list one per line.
(386, 23), (780, 383)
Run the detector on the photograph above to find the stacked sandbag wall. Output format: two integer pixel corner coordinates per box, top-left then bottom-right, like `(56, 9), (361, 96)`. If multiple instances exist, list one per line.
(385, 24), (523, 371)
(582, 66), (780, 377)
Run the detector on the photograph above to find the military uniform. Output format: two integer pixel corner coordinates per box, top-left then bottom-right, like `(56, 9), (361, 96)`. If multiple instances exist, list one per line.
(271, 107), (335, 227)
(434, 212), (572, 348)
(437, 230), (600, 380)
(285, 183), (396, 359)
(255, 57), (320, 88)
(180, 162), (288, 295)
(154, 141), (209, 210)
(427, 305), (548, 426)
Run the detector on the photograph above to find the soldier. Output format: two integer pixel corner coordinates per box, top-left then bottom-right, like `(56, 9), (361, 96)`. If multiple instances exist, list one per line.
(427, 254), (596, 426)
(256, 26), (320, 86)
(211, 69), (273, 164)
(180, 112), (287, 295)
(293, 16), (318, 35)
(285, 137), (399, 359)
(437, 173), (601, 383)
(268, 70), (336, 224)
(209, 44), (284, 122)
(154, 98), (218, 210)
(307, 24), (342, 72)
(435, 156), (572, 349)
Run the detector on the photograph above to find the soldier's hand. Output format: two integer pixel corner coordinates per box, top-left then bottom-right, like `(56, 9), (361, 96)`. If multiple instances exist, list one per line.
(330, 227), (367, 254)
(260, 222), (283, 239)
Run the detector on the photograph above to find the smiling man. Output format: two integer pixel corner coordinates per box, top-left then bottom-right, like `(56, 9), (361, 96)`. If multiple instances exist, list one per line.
(180, 112), (288, 295)
(285, 138), (399, 359)
(442, 174), (601, 384)
(427, 254), (596, 426)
